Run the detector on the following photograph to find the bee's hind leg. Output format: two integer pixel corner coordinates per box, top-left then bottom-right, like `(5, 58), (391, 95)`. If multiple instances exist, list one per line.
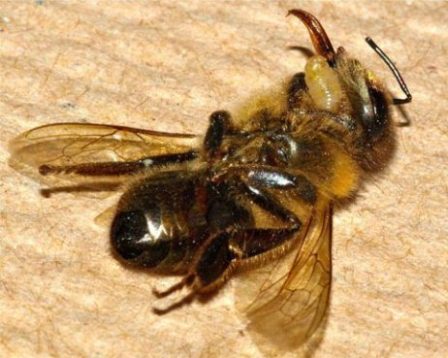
(152, 274), (197, 315)
(152, 274), (195, 298)
(152, 172), (308, 314)
(152, 290), (197, 315)
(152, 231), (238, 314)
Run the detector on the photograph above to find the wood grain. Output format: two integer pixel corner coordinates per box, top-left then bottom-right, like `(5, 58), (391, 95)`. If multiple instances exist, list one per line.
(1, 1), (447, 357)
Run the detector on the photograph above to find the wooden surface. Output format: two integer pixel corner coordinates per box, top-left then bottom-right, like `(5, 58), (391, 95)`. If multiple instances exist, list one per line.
(1, 1), (447, 357)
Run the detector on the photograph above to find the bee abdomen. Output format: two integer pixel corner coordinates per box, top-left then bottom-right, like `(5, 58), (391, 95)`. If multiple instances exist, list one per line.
(110, 173), (207, 271)
(111, 209), (171, 265)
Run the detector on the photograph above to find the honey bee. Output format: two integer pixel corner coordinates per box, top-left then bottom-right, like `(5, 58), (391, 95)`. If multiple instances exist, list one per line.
(9, 9), (411, 349)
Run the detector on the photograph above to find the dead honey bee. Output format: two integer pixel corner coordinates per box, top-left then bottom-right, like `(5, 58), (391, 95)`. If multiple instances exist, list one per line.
(9, 9), (411, 348)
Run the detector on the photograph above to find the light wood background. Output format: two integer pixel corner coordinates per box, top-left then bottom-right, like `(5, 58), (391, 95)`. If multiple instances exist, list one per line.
(0, 1), (447, 357)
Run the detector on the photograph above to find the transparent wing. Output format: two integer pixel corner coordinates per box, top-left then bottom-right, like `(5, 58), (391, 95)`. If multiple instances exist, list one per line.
(235, 204), (332, 353)
(9, 122), (201, 186)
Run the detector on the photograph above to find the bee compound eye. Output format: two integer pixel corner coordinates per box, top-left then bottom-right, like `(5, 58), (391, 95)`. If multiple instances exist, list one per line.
(110, 210), (169, 266)
(362, 86), (389, 140)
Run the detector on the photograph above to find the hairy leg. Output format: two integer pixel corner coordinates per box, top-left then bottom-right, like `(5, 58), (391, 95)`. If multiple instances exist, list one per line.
(38, 150), (198, 177)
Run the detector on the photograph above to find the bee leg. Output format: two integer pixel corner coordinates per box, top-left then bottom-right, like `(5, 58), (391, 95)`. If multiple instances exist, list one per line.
(287, 72), (307, 109)
(152, 274), (195, 298)
(152, 290), (197, 315)
(152, 275), (197, 314)
(244, 167), (317, 205)
(38, 150), (198, 177)
(152, 232), (238, 314)
(204, 110), (233, 158)
(191, 232), (238, 292)
(153, 190), (302, 314)
(243, 184), (301, 229)
(40, 181), (122, 197)
(190, 226), (302, 294)
(192, 181), (305, 292)
(213, 167), (305, 226)
(153, 176), (306, 312)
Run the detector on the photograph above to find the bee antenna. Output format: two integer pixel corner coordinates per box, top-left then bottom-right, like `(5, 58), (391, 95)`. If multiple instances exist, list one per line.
(365, 37), (412, 105)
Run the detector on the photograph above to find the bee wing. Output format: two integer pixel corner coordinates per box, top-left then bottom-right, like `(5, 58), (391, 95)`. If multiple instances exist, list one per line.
(9, 122), (201, 186)
(235, 204), (332, 352)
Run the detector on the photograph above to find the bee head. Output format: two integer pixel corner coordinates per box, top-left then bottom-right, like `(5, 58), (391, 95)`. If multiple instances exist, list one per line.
(333, 47), (392, 142)
(288, 9), (411, 146)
